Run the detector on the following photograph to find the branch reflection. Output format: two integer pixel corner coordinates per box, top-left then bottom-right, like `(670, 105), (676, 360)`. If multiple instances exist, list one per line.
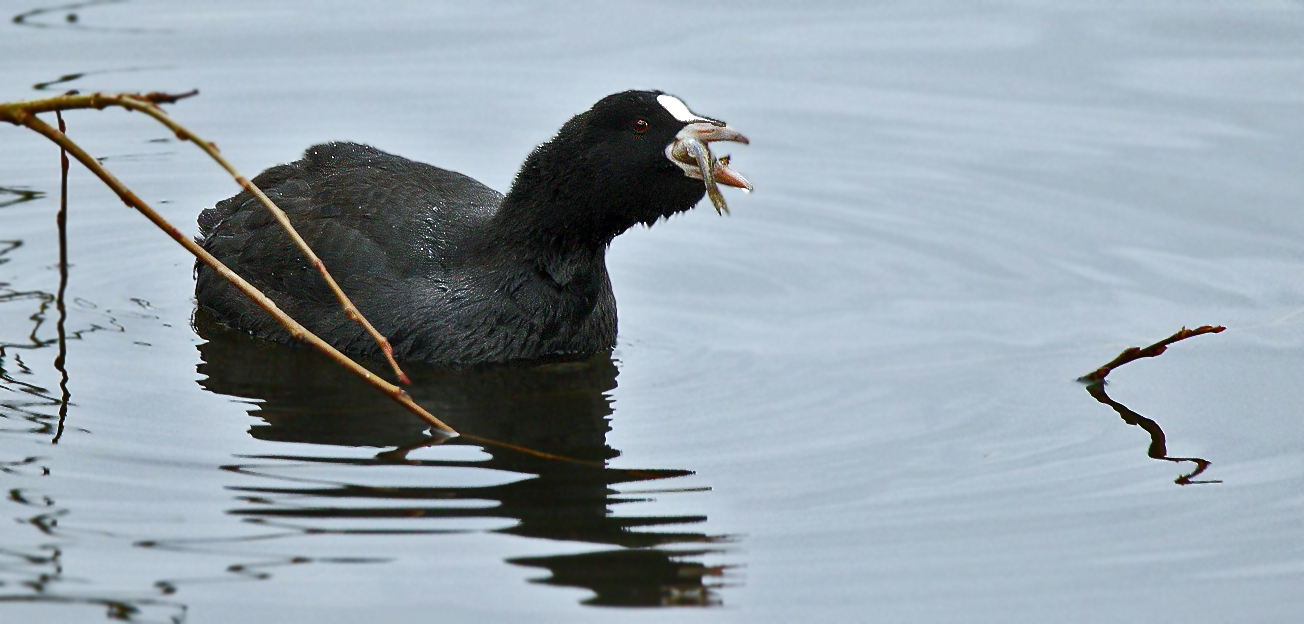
(1083, 382), (1221, 486)
(194, 312), (732, 607)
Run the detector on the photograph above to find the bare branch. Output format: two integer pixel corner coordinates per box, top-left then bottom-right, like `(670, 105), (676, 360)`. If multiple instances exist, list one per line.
(4, 97), (454, 436)
(1, 90), (411, 385)
(1078, 325), (1225, 384)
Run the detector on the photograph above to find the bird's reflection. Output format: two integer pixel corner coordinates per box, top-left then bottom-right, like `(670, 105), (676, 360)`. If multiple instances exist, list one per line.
(1083, 381), (1220, 485)
(194, 311), (729, 607)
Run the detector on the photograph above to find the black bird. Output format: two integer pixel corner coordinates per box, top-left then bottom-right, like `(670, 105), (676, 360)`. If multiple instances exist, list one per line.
(195, 90), (750, 365)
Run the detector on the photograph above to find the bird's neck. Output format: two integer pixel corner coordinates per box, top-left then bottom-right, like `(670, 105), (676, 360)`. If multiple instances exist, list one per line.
(494, 147), (635, 254)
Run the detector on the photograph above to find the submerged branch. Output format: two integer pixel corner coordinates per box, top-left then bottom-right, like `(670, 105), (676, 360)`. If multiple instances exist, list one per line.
(53, 109), (71, 444)
(1084, 382), (1221, 485)
(1078, 324), (1226, 485)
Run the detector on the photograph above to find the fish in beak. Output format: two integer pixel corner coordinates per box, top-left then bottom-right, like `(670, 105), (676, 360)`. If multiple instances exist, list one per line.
(658, 95), (752, 214)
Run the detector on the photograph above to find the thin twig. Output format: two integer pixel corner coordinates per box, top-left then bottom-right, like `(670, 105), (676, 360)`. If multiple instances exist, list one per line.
(0, 91), (411, 385)
(1078, 325), (1225, 383)
(5, 110), (456, 437)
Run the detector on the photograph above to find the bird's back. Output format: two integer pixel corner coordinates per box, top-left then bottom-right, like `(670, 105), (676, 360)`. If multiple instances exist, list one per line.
(196, 142), (508, 360)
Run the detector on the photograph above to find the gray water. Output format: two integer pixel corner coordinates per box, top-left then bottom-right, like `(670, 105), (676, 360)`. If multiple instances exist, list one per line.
(3, 1), (1304, 622)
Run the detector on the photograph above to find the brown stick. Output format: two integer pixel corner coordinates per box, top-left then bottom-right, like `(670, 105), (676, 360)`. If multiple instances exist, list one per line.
(6, 110), (456, 436)
(0, 91), (411, 385)
(1078, 325), (1225, 383)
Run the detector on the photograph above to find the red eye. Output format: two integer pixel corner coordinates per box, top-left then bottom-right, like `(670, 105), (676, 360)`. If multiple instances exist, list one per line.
(634, 119), (648, 134)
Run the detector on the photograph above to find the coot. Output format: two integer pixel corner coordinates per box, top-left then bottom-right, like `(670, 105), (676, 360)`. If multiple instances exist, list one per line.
(195, 90), (750, 364)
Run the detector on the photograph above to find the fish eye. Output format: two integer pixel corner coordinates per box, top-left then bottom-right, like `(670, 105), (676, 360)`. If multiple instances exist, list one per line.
(634, 119), (648, 134)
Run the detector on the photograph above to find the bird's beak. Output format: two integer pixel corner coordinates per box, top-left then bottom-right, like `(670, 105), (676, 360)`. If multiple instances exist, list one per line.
(667, 121), (752, 192)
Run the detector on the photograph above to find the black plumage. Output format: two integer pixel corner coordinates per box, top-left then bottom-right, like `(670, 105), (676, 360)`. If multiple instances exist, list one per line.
(195, 90), (746, 364)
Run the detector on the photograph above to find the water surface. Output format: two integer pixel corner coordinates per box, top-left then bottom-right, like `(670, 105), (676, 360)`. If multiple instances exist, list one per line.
(3, 1), (1304, 622)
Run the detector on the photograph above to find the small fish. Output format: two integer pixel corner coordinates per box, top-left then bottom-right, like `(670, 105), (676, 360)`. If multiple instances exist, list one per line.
(666, 120), (752, 215)
(682, 137), (729, 215)
(673, 138), (752, 215)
